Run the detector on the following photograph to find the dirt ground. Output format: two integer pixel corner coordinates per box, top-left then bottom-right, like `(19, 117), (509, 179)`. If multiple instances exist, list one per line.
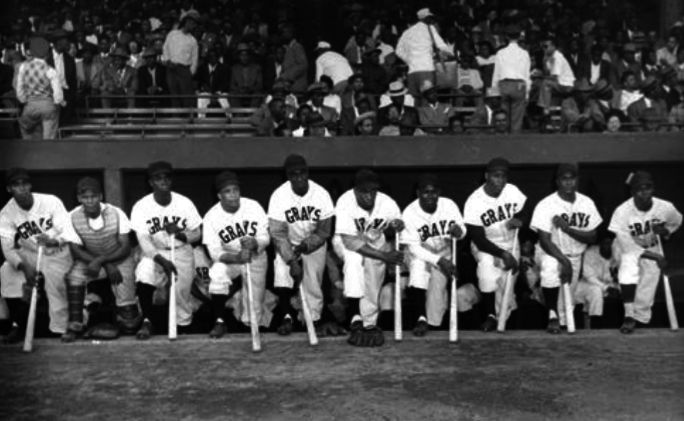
(1, 330), (683, 421)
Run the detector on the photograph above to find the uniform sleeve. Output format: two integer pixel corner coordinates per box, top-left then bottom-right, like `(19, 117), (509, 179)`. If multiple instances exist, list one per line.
(663, 201), (683, 235)
(50, 197), (71, 241)
(115, 207), (132, 234)
(318, 189), (335, 220)
(513, 185), (527, 214)
(202, 213), (224, 261)
(335, 196), (357, 236)
(130, 203), (147, 234)
(267, 189), (286, 222)
(386, 197), (402, 220)
(253, 202), (271, 254)
(0, 210), (15, 242)
(61, 210), (82, 245)
(530, 201), (552, 234)
(608, 206), (641, 254)
(450, 200), (468, 240)
(184, 199), (203, 231)
(584, 198), (603, 231)
(463, 195), (483, 226)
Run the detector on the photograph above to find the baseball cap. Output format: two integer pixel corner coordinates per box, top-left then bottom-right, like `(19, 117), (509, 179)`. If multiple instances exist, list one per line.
(5, 168), (30, 185)
(283, 154), (308, 172)
(215, 171), (239, 191)
(147, 161), (173, 178)
(556, 163), (579, 178)
(486, 157), (510, 173)
(417, 8), (434, 20)
(354, 169), (381, 188)
(315, 41), (331, 50)
(77, 177), (102, 194)
(417, 173), (440, 190)
(626, 171), (654, 189)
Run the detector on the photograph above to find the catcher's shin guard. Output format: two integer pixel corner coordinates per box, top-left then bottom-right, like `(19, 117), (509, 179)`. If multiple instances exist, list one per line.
(117, 304), (143, 334)
(67, 285), (86, 331)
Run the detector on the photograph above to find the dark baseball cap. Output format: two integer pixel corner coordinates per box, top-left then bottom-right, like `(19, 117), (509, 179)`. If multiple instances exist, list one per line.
(486, 157), (510, 173)
(215, 171), (239, 191)
(77, 177), (102, 194)
(628, 171), (654, 189)
(283, 154), (308, 172)
(556, 163), (579, 178)
(5, 168), (30, 185)
(354, 169), (381, 188)
(417, 173), (440, 190)
(147, 161), (173, 177)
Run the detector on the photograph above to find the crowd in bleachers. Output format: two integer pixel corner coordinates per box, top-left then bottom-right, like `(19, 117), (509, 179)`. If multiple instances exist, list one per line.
(1, 0), (684, 139)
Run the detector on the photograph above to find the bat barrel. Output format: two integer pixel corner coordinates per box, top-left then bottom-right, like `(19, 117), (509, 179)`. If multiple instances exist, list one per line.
(449, 237), (458, 342)
(394, 237), (402, 342)
(245, 264), (262, 352)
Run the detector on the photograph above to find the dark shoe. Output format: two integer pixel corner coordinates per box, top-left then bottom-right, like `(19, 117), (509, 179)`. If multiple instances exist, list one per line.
(277, 316), (293, 336)
(2, 325), (23, 345)
(136, 319), (152, 340)
(547, 318), (561, 334)
(349, 318), (363, 333)
(620, 317), (636, 334)
(209, 321), (227, 338)
(481, 315), (497, 332)
(413, 319), (429, 337)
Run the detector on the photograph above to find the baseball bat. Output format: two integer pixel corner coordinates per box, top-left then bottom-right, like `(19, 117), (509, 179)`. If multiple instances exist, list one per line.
(449, 237), (458, 343)
(558, 230), (576, 334)
(299, 281), (318, 346)
(244, 263), (262, 352)
(168, 239), (177, 341)
(656, 236), (679, 331)
(394, 236), (402, 342)
(497, 229), (519, 332)
(23, 246), (43, 353)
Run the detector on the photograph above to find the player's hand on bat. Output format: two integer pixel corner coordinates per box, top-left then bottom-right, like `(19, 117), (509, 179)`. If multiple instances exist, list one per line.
(552, 215), (569, 232)
(105, 263), (123, 285)
(35, 234), (60, 248)
(506, 218), (523, 230)
(388, 219), (405, 233)
(501, 251), (519, 273)
(292, 243), (308, 258)
(383, 250), (404, 266)
(641, 250), (667, 269)
(237, 249), (253, 264)
(240, 236), (258, 252)
(437, 257), (457, 277)
(18, 262), (42, 288)
(154, 254), (178, 278)
(652, 223), (670, 238)
(559, 258), (573, 284)
(448, 224), (464, 238)
(87, 259), (103, 277)
(164, 222), (183, 235)
(289, 259), (304, 285)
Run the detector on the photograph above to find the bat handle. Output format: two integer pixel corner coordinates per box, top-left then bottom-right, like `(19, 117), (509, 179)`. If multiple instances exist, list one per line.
(656, 236), (679, 331)
(245, 264), (261, 352)
(449, 237), (458, 342)
(394, 237), (402, 341)
(497, 229), (518, 332)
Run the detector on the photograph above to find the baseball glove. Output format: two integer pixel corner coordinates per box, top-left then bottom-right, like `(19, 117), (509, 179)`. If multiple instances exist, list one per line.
(83, 323), (121, 340)
(316, 321), (348, 337)
(348, 325), (384, 347)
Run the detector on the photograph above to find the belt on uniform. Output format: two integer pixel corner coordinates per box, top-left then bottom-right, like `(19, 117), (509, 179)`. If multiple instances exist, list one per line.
(501, 79), (525, 83)
(168, 62), (190, 68)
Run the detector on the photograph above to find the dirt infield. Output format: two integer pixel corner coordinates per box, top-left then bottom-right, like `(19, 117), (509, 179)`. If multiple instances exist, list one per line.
(1, 330), (683, 421)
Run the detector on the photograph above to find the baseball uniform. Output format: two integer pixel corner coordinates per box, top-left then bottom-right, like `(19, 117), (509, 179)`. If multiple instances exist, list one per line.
(609, 197), (682, 323)
(203, 197), (271, 327)
(464, 183), (526, 319)
(268, 180), (335, 322)
(0, 193), (73, 333)
(335, 189), (401, 327)
(531, 191), (602, 325)
(401, 197), (467, 326)
(131, 192), (202, 326)
(576, 244), (619, 317)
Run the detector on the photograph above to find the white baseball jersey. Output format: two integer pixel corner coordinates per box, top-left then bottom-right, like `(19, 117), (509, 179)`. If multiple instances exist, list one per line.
(530, 192), (603, 256)
(608, 197), (682, 254)
(193, 246), (211, 299)
(63, 203), (131, 245)
(267, 180), (335, 245)
(130, 192), (202, 251)
(0, 193), (70, 263)
(335, 189), (401, 249)
(202, 198), (270, 261)
(401, 197), (467, 265)
(464, 184), (527, 248)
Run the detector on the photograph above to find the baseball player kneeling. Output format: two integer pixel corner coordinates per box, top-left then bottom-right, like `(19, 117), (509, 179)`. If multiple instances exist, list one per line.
(608, 171), (682, 334)
(130, 162), (202, 339)
(335, 169), (404, 347)
(202, 171), (271, 338)
(531, 164), (602, 333)
(401, 174), (467, 336)
(62, 177), (141, 341)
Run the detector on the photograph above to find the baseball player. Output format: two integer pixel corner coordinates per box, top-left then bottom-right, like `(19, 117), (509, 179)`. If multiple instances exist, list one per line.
(530, 164), (602, 333)
(268, 154), (338, 336)
(0, 168), (72, 337)
(401, 174), (467, 336)
(61, 177), (141, 342)
(203, 171), (271, 338)
(575, 234), (620, 329)
(335, 169), (404, 347)
(464, 158), (526, 332)
(608, 171), (682, 334)
(130, 162), (202, 339)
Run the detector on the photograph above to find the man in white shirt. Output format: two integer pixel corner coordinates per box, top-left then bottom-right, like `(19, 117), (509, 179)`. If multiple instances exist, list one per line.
(162, 11), (199, 107)
(538, 38), (576, 115)
(656, 35), (679, 67)
(491, 25), (530, 133)
(396, 8), (453, 100)
(314, 41), (353, 94)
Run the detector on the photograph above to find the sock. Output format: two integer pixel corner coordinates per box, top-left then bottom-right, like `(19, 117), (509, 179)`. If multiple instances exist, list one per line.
(5, 298), (29, 334)
(67, 285), (86, 328)
(347, 297), (360, 320)
(211, 294), (229, 323)
(275, 287), (294, 318)
(482, 292), (496, 318)
(621, 284), (636, 319)
(136, 283), (156, 323)
(409, 287), (427, 319)
(542, 287), (560, 319)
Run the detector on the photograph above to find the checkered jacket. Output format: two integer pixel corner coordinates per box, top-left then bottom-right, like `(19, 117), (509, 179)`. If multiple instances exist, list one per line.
(16, 58), (62, 104)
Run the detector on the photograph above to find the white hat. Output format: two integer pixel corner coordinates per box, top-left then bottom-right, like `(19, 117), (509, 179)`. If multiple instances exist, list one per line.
(388, 81), (408, 96)
(316, 41), (331, 50)
(417, 8), (434, 20)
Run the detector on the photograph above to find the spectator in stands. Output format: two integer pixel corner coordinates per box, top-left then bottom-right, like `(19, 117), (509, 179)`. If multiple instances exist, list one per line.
(399, 111), (426, 136)
(471, 87), (502, 127)
(492, 109), (509, 135)
(417, 80), (455, 132)
(627, 76), (667, 123)
(253, 96), (287, 136)
(604, 110), (625, 133)
(638, 107), (664, 132)
(455, 54), (484, 107)
(613, 43), (643, 87)
(354, 111), (376, 135)
(396, 8), (453, 100)
(668, 79), (684, 126)
(263, 45), (285, 93)
(656, 34), (679, 68)
(49, 29), (77, 125)
(304, 112), (331, 137)
(94, 47), (137, 109)
(641, 49), (661, 79)
(378, 104), (401, 136)
(230, 43), (263, 108)
(136, 47), (168, 108)
(16, 37), (64, 140)
(661, 67), (681, 109)
(675, 48), (684, 71)
(314, 41), (353, 94)
(476, 41), (495, 88)
(344, 31), (368, 69)
(377, 80), (418, 126)
(280, 23), (308, 94)
(218, 20), (239, 66)
(94, 36), (112, 68)
(320, 75), (342, 115)
(448, 114), (465, 134)
(306, 82), (339, 133)
(292, 104), (313, 137)
(341, 73), (377, 110)
(491, 24), (530, 133)
(578, 45), (612, 86)
(537, 37), (576, 116)
(565, 38), (582, 77)
(359, 43), (389, 95)
(162, 10), (199, 108)
(75, 43), (102, 106)
(561, 78), (606, 133)
(196, 48), (230, 112)
(340, 94), (374, 135)
(611, 71), (642, 113)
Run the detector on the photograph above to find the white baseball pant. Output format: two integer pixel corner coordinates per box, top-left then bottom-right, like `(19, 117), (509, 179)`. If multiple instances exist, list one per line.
(274, 244), (327, 322)
(574, 281), (604, 316)
(617, 250), (661, 324)
(472, 245), (519, 322)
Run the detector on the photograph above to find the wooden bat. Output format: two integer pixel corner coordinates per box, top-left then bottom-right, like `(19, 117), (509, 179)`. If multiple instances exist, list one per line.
(497, 229), (519, 332)
(394, 236), (402, 342)
(558, 230), (576, 334)
(656, 236), (679, 331)
(449, 237), (458, 343)
(244, 263), (261, 352)
(299, 282), (318, 346)
(168, 239), (177, 341)
(23, 246), (44, 353)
